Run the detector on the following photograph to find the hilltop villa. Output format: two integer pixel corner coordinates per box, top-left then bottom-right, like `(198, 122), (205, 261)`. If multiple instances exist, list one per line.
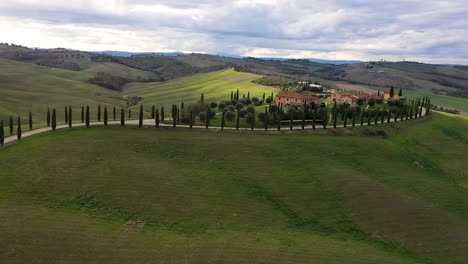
(274, 91), (321, 107)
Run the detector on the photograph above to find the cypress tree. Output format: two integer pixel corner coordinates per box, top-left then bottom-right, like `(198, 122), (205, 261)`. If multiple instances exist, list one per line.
(236, 89), (240, 100)
(205, 107), (209, 129)
(410, 101), (414, 119)
(332, 102), (337, 128)
(151, 105), (155, 119)
(221, 109), (226, 130)
(201, 93), (204, 102)
(113, 106), (116, 121)
(381, 107), (385, 124)
(247, 91), (250, 98)
(9, 116), (13, 135)
(322, 107), (328, 129)
(104, 106), (108, 126)
(398, 88), (403, 97)
(264, 107), (268, 131)
(389, 87), (394, 98)
(352, 110), (356, 127)
(333, 108), (338, 128)
(65, 106), (68, 124)
(68, 106), (72, 128)
(161, 107), (165, 121)
(29, 112), (33, 130)
(47, 108), (51, 127)
(426, 98), (431, 116)
(0, 120), (4, 146)
(139, 105), (144, 127)
(17, 117), (21, 140)
(86, 106), (90, 127)
(405, 105), (409, 120)
(181, 102), (184, 110)
(277, 112), (281, 131)
(374, 110), (379, 125)
(262, 92), (266, 101)
(81, 106), (84, 123)
(189, 111), (193, 129)
(52, 109), (57, 131)
(231, 91), (233, 100)
(367, 111), (371, 126)
(419, 97), (424, 118)
(173, 106), (177, 128)
(343, 108), (348, 128)
(289, 111), (293, 130)
(360, 109), (364, 126)
(251, 112), (255, 131)
(128, 109), (131, 120)
(301, 103), (306, 130)
(120, 108), (125, 126)
(236, 111), (240, 130)
(177, 108), (180, 124)
(155, 109), (160, 127)
(312, 107), (317, 129)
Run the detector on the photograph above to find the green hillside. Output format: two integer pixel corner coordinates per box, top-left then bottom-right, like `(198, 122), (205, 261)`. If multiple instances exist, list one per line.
(0, 112), (466, 263)
(122, 68), (279, 109)
(0, 59), (276, 124)
(0, 59), (127, 123)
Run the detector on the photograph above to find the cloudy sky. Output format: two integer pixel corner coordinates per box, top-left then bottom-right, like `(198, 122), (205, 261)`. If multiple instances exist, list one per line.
(0, 0), (467, 64)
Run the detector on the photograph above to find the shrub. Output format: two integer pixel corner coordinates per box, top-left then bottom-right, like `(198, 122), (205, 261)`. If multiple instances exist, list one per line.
(210, 102), (218, 109)
(258, 112), (266, 122)
(265, 96), (273, 104)
(239, 108), (248, 118)
(225, 111), (235, 121)
(254, 101), (263, 106)
(246, 105), (255, 113)
(227, 105), (235, 111)
(235, 102), (244, 110)
(252, 97), (259, 103)
(368, 98), (376, 107)
(356, 98), (364, 106)
(245, 112), (254, 124)
(199, 111), (207, 122)
(218, 102), (227, 110)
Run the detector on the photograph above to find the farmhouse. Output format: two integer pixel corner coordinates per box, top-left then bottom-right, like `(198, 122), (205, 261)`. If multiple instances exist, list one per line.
(274, 91), (320, 107)
(328, 93), (356, 104)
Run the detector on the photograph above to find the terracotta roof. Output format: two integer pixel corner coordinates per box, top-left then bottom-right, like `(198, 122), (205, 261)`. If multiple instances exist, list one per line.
(276, 91), (319, 100)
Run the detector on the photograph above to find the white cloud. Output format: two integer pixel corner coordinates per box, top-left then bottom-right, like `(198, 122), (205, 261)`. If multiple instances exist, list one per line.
(0, 0), (467, 64)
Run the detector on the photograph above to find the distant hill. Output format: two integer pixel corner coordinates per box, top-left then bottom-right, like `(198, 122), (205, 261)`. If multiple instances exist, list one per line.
(96, 51), (186, 57)
(1, 43), (467, 110)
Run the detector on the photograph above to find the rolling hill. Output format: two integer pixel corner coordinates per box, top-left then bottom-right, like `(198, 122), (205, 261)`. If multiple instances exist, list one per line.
(0, 112), (466, 263)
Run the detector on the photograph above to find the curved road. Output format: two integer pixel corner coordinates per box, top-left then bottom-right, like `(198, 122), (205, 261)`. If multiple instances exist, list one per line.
(2, 108), (428, 146)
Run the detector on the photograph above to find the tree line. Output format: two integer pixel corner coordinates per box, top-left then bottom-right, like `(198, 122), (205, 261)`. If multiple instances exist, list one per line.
(0, 96), (431, 147)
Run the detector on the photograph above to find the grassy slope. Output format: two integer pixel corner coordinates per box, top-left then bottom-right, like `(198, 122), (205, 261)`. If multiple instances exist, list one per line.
(0, 59), (127, 123)
(0, 60), (275, 126)
(0, 113), (466, 263)
(122, 69), (279, 110)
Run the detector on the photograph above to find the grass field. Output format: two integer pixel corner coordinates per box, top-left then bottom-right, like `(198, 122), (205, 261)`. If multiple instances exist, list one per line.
(0, 112), (466, 263)
(0, 60), (277, 126)
(122, 69), (279, 110)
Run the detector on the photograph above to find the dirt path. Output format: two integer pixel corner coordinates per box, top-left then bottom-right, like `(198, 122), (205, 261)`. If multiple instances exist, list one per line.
(2, 108), (428, 147)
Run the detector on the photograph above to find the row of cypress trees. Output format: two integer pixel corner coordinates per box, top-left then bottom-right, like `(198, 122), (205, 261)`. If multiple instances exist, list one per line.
(0, 96), (432, 146)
